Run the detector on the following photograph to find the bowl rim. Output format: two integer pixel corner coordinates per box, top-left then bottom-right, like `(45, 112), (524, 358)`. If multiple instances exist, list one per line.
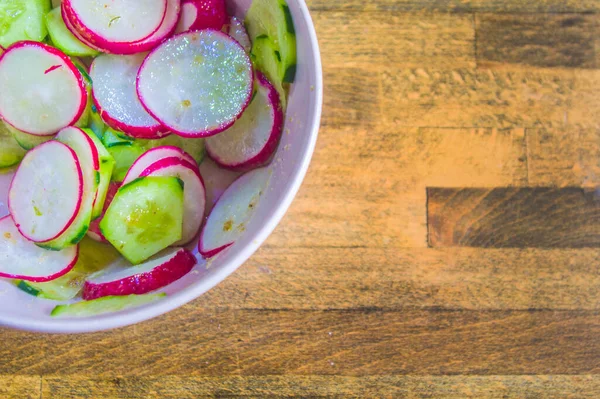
(0, 0), (323, 334)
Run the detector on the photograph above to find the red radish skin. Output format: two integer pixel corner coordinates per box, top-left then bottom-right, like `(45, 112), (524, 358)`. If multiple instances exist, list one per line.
(206, 72), (284, 171)
(137, 30), (253, 138)
(9, 141), (84, 243)
(82, 248), (196, 299)
(122, 146), (196, 184)
(88, 182), (120, 243)
(0, 216), (79, 282)
(90, 54), (168, 138)
(92, 96), (168, 139)
(62, 0), (167, 54)
(176, 0), (227, 32)
(61, 7), (104, 52)
(140, 157), (206, 245)
(0, 42), (87, 136)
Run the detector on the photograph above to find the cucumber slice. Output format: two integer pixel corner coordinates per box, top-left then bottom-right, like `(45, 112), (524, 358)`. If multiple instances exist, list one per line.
(100, 176), (184, 264)
(16, 237), (121, 300)
(51, 293), (166, 317)
(6, 122), (53, 150)
(0, 0), (51, 48)
(89, 104), (107, 139)
(250, 35), (287, 110)
(102, 128), (146, 182)
(245, 0), (296, 86)
(0, 122), (26, 169)
(45, 7), (98, 57)
(82, 128), (115, 219)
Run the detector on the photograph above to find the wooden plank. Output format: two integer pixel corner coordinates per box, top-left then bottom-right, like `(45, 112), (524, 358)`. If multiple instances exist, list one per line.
(198, 247), (600, 311)
(381, 66), (578, 129)
(0, 376), (40, 399)
(265, 126), (526, 249)
(527, 127), (600, 187)
(476, 14), (598, 69)
(313, 12), (475, 69)
(306, 0), (600, 13)
(428, 187), (600, 248)
(1, 310), (599, 375)
(41, 375), (600, 399)
(321, 67), (381, 127)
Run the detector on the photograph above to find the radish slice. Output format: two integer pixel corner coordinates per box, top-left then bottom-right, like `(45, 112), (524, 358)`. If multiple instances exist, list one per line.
(38, 127), (101, 250)
(175, 0), (226, 33)
(206, 72), (283, 171)
(140, 157), (206, 245)
(62, 0), (167, 53)
(137, 30), (253, 138)
(83, 247), (196, 299)
(121, 146), (196, 185)
(0, 216), (79, 282)
(0, 41), (87, 136)
(9, 141), (83, 243)
(91, 54), (167, 138)
(61, 6), (103, 52)
(118, 0), (182, 55)
(199, 167), (271, 257)
(88, 182), (120, 243)
(227, 17), (251, 53)
(175, 0), (198, 33)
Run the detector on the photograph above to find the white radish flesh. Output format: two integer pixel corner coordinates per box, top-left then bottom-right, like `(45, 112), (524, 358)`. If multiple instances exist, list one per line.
(137, 30), (253, 137)
(199, 167), (271, 257)
(91, 53), (166, 138)
(62, 0), (167, 50)
(9, 141), (83, 242)
(206, 72), (283, 170)
(0, 215), (79, 282)
(0, 41), (87, 136)
(121, 146), (196, 185)
(228, 17), (251, 53)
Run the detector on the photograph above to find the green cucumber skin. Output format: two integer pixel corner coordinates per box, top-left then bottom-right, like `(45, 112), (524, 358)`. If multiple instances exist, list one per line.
(100, 177), (185, 264)
(246, 0), (297, 88)
(16, 280), (41, 297)
(51, 293), (166, 317)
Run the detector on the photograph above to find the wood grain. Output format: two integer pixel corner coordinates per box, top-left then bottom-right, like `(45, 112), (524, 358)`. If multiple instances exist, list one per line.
(527, 127), (600, 186)
(306, 0), (600, 13)
(197, 246), (600, 311)
(41, 375), (600, 398)
(0, 376), (39, 399)
(314, 12), (475, 69)
(3, 2), (600, 398)
(428, 187), (600, 247)
(476, 14), (599, 69)
(265, 126), (526, 249)
(1, 309), (600, 376)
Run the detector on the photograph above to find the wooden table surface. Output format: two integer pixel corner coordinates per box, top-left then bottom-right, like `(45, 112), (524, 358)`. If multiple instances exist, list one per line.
(2, 0), (600, 397)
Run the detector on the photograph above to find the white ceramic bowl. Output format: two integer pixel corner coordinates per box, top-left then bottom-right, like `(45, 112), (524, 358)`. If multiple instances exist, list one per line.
(0, 0), (322, 333)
